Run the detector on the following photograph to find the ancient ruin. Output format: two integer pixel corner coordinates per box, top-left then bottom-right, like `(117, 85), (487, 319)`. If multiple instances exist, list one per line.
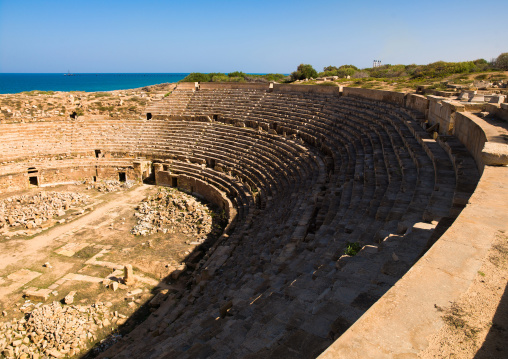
(0, 82), (507, 358)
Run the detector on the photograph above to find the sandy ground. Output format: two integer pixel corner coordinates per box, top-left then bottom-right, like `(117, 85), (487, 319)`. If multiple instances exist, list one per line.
(420, 231), (508, 358)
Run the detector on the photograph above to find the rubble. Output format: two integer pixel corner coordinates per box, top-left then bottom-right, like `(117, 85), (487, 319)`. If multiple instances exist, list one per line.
(131, 188), (214, 241)
(0, 192), (89, 231)
(85, 179), (136, 193)
(0, 301), (120, 358)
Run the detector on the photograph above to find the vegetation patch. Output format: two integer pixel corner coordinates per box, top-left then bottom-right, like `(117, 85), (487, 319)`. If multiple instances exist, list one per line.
(180, 72), (287, 83)
(441, 303), (480, 341)
(74, 245), (100, 259)
(344, 242), (362, 256)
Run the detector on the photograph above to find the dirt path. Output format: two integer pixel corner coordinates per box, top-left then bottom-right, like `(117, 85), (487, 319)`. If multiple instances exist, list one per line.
(0, 184), (151, 271)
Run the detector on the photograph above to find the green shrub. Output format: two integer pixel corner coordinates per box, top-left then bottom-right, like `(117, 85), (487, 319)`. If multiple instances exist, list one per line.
(495, 52), (508, 70)
(227, 71), (247, 78)
(473, 58), (488, 65)
(407, 60), (492, 79)
(181, 72), (287, 84)
(291, 64), (318, 81)
(261, 73), (289, 82)
(211, 74), (230, 82)
(320, 65), (357, 78)
(180, 73), (212, 82)
(344, 242), (362, 256)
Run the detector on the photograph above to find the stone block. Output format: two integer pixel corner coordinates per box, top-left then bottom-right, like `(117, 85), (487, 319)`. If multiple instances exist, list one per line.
(23, 289), (51, 301)
(482, 142), (508, 165)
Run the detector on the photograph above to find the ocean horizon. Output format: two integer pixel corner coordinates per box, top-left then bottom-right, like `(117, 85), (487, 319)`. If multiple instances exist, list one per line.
(0, 73), (190, 94)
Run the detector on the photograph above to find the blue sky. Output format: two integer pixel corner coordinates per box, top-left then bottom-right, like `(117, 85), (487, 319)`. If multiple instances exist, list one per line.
(0, 0), (506, 73)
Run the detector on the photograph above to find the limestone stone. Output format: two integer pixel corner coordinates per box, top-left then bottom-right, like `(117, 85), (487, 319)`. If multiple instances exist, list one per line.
(23, 289), (51, 302)
(482, 142), (508, 165)
(124, 264), (134, 285)
(64, 291), (76, 304)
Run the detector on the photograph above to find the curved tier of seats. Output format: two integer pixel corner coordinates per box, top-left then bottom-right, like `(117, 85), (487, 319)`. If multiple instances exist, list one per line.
(0, 85), (488, 359)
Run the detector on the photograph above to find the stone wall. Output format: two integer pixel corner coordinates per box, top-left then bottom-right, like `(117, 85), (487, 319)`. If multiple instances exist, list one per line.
(405, 93), (429, 116)
(427, 96), (466, 135)
(178, 174), (233, 217)
(176, 82), (196, 90)
(272, 83), (342, 95)
(453, 112), (488, 172)
(199, 82), (269, 91)
(342, 87), (406, 106)
(485, 102), (508, 122)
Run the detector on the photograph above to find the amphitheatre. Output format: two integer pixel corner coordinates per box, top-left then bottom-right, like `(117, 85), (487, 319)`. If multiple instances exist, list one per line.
(0, 80), (507, 359)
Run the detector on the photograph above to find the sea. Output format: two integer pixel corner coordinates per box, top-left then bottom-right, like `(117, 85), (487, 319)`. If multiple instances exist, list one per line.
(0, 73), (189, 94)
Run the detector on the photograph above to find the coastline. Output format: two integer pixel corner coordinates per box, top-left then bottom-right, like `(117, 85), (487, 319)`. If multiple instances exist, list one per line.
(0, 73), (189, 94)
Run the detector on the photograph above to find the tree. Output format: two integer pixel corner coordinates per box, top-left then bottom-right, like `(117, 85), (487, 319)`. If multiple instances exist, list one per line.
(495, 53), (508, 70)
(473, 58), (488, 65)
(338, 64), (358, 71)
(227, 71), (247, 78)
(323, 65), (338, 72)
(291, 64), (318, 81)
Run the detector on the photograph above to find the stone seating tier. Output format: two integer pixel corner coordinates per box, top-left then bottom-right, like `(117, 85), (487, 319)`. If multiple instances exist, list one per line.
(0, 87), (483, 359)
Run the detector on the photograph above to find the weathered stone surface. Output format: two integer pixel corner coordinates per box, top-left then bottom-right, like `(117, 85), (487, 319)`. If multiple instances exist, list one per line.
(482, 142), (508, 165)
(64, 291), (76, 304)
(23, 289), (51, 302)
(124, 264), (134, 285)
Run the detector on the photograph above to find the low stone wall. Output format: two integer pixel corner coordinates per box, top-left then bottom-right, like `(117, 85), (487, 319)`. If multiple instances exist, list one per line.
(178, 174), (233, 218)
(486, 103), (508, 122)
(272, 83), (342, 95)
(342, 87), (406, 106)
(453, 112), (488, 172)
(199, 82), (268, 91)
(175, 82), (196, 90)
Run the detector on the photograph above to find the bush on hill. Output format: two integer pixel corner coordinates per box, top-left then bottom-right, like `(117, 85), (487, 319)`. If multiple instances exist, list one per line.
(180, 73), (212, 82)
(320, 65), (360, 78)
(291, 64), (318, 81)
(496, 53), (508, 70)
(210, 74), (230, 82)
(228, 71), (247, 78)
(319, 57), (499, 81)
(180, 72), (287, 83)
